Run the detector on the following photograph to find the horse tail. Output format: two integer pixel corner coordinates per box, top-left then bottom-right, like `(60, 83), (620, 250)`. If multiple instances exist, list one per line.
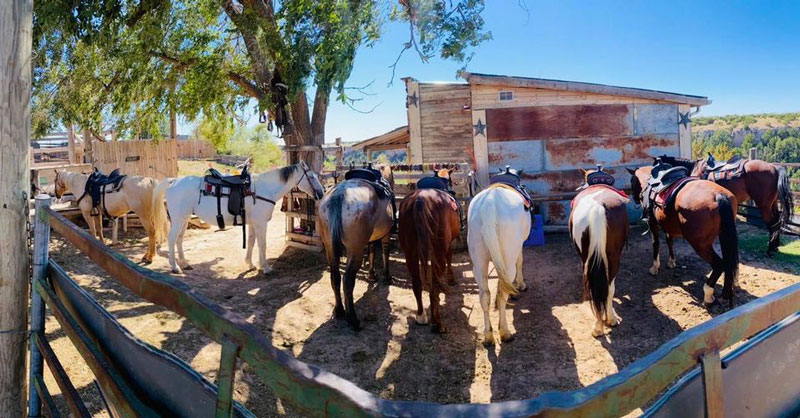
(150, 178), (172, 244)
(717, 194), (739, 303)
(479, 193), (519, 299)
(572, 199), (609, 319)
(777, 166), (794, 232)
(414, 195), (444, 289)
(326, 190), (345, 261)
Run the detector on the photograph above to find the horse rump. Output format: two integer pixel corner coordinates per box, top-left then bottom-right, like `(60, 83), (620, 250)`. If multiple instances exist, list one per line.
(573, 200), (610, 320)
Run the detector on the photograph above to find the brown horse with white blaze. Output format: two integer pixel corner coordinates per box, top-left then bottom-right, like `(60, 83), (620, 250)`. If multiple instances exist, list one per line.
(398, 179), (461, 333)
(658, 155), (793, 256)
(569, 171), (630, 337)
(629, 166), (740, 308)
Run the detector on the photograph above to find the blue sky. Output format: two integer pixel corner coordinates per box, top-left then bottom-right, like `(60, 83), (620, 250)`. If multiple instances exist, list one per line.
(321, 1), (800, 144)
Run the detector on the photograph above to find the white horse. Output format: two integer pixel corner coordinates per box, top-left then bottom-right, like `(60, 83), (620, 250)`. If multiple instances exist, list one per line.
(54, 170), (167, 263)
(467, 184), (530, 346)
(151, 161), (324, 274)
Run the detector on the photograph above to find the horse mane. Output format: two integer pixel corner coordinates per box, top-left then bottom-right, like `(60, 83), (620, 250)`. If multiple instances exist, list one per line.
(278, 164), (298, 183)
(658, 155), (697, 170)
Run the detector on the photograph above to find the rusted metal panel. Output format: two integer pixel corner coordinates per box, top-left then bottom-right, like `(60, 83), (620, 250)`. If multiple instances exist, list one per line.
(635, 104), (679, 136)
(544, 135), (680, 171)
(48, 261), (253, 418)
(488, 140), (544, 173)
(646, 312), (800, 418)
(485, 104), (634, 142)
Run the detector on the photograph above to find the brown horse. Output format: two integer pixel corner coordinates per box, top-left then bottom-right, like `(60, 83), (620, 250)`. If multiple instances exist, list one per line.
(569, 170), (630, 337)
(659, 155), (793, 256)
(398, 172), (461, 334)
(317, 165), (394, 330)
(629, 166), (739, 308)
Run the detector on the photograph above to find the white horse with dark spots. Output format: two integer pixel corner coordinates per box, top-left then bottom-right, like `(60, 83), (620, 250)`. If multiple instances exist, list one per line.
(151, 162), (324, 274)
(467, 184), (530, 346)
(568, 172), (630, 337)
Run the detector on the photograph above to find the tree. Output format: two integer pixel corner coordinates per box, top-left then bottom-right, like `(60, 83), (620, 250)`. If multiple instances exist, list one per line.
(33, 0), (491, 169)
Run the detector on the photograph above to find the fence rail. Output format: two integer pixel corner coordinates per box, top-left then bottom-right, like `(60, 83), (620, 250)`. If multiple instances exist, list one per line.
(29, 186), (800, 417)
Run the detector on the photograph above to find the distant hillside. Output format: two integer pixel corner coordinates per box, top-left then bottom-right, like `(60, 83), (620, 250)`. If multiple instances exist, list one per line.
(693, 113), (800, 147)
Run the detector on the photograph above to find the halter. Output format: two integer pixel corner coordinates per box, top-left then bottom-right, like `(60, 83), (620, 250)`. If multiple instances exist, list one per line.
(252, 163), (317, 206)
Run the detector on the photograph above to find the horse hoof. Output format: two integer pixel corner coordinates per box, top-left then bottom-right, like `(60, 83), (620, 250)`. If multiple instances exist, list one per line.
(348, 321), (361, 331)
(140, 257), (153, 265)
(183, 265), (194, 271)
(447, 278), (457, 286)
(667, 259), (676, 269)
(171, 268), (182, 274)
(333, 307), (346, 319)
(517, 283), (529, 292)
(591, 328), (605, 338)
(606, 317), (621, 327)
(432, 324), (447, 334)
(367, 273), (376, 282)
(649, 267), (659, 276)
(500, 333), (515, 343)
(381, 276), (393, 285)
(482, 337), (495, 347)
(765, 250), (776, 258)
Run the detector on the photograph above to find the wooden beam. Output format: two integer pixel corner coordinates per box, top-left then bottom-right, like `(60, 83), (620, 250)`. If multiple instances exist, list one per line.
(700, 350), (724, 418)
(471, 109), (489, 185)
(463, 73), (712, 106)
(67, 125), (76, 164)
(0, 1), (33, 414)
(405, 79), (423, 163)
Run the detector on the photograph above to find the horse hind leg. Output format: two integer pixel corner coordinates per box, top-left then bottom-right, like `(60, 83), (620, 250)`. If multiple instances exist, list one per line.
(497, 257), (518, 343)
(380, 234), (392, 284)
(605, 280), (621, 327)
(666, 234), (677, 268)
(429, 267), (446, 334)
(406, 250), (427, 325)
(700, 250), (724, 307)
(343, 252), (365, 331)
(167, 217), (185, 274)
(177, 219), (193, 271)
(471, 247), (494, 346)
(764, 201), (781, 256)
(649, 221), (661, 275)
(244, 223), (256, 270)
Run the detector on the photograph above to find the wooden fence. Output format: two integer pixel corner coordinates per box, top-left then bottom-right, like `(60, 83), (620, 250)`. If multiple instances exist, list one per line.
(28, 195), (800, 417)
(176, 139), (216, 159)
(93, 139), (178, 180)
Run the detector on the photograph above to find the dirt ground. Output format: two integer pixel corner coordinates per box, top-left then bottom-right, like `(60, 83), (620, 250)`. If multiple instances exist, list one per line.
(44, 210), (800, 417)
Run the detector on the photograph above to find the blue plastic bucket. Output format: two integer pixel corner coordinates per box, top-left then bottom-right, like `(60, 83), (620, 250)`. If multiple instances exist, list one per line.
(523, 214), (545, 247)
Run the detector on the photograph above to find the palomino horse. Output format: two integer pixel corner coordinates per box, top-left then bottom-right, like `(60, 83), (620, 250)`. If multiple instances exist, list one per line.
(467, 179), (530, 346)
(54, 170), (167, 263)
(151, 162), (324, 274)
(317, 165), (394, 331)
(398, 170), (461, 333)
(659, 155), (793, 256)
(569, 168), (629, 337)
(629, 166), (740, 308)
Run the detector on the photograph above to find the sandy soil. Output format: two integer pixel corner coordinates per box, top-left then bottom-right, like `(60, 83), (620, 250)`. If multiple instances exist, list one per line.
(43, 210), (800, 417)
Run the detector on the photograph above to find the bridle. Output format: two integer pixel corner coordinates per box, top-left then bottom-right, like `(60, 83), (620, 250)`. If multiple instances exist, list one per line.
(252, 162), (320, 205)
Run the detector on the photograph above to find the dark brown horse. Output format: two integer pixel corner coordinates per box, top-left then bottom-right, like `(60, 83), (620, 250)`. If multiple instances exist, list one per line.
(629, 166), (739, 308)
(659, 155), (793, 256)
(569, 169), (630, 337)
(398, 172), (461, 334)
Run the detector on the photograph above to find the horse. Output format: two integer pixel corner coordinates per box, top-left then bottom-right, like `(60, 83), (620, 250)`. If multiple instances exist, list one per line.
(316, 164), (394, 331)
(629, 166), (740, 308)
(658, 155), (793, 256)
(54, 169), (168, 264)
(569, 168), (630, 337)
(467, 176), (530, 346)
(398, 169), (461, 333)
(151, 161), (324, 274)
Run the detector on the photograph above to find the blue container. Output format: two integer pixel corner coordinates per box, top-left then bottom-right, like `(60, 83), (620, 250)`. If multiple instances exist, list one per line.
(524, 214), (545, 247)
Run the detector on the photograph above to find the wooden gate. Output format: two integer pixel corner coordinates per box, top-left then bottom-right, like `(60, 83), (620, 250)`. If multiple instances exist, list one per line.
(28, 195), (800, 417)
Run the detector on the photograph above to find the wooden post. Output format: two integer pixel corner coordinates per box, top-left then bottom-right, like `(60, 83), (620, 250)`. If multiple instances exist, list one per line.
(366, 149), (373, 163)
(404, 78), (423, 163)
(83, 128), (93, 165)
(67, 125), (76, 164)
(170, 110), (177, 140)
(678, 104), (692, 159)
(335, 137), (343, 167)
(700, 350), (724, 418)
(28, 196), (51, 418)
(0, 0), (33, 414)
(749, 147), (757, 160)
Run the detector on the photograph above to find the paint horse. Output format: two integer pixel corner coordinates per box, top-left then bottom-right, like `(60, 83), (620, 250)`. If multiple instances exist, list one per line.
(629, 162), (739, 308)
(468, 166), (532, 346)
(54, 169), (168, 264)
(658, 154), (793, 256)
(569, 166), (629, 337)
(152, 162), (324, 274)
(317, 164), (395, 330)
(398, 169), (462, 333)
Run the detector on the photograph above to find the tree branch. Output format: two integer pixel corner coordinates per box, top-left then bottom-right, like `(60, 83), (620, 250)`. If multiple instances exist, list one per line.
(149, 50), (265, 100)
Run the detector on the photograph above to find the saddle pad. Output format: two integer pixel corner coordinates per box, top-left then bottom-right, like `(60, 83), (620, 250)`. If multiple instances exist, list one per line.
(487, 183), (532, 209)
(705, 159), (746, 182)
(570, 185), (628, 209)
(416, 176), (449, 191)
(655, 176), (697, 208)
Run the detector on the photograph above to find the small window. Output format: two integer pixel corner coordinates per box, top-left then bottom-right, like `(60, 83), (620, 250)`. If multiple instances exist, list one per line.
(498, 91), (513, 101)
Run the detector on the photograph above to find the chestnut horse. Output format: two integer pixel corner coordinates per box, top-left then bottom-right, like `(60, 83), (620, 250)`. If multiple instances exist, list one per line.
(630, 166), (740, 308)
(569, 171), (630, 337)
(398, 174), (461, 333)
(317, 165), (394, 331)
(659, 155), (793, 256)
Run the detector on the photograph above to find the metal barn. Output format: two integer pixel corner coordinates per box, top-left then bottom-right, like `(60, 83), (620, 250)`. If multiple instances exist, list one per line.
(355, 72), (710, 225)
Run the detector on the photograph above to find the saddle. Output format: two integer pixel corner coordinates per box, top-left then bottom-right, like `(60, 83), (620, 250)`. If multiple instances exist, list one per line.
(416, 173), (465, 230)
(344, 164), (397, 228)
(702, 154), (746, 181)
(490, 165), (533, 211)
(572, 165), (627, 208)
(81, 168), (127, 218)
(202, 166), (252, 248)
(642, 161), (697, 220)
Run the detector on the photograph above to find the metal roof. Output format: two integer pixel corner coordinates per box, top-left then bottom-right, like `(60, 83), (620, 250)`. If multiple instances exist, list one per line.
(352, 125), (409, 151)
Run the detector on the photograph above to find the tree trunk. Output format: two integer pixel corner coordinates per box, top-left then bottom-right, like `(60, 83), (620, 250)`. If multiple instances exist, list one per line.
(0, 0), (33, 414)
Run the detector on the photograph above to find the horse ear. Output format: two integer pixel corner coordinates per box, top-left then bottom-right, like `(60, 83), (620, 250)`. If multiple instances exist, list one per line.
(626, 167), (637, 175)
(578, 168), (587, 176)
(517, 169), (524, 177)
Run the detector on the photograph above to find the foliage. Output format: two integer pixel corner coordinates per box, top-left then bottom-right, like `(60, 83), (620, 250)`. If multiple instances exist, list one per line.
(32, 0), (491, 155)
(194, 119), (284, 171)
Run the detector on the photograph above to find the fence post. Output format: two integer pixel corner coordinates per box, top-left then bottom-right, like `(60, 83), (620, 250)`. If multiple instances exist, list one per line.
(28, 195), (52, 418)
(749, 147), (757, 160)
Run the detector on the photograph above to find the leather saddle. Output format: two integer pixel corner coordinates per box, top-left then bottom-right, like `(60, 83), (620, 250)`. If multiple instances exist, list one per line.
(490, 165), (533, 210)
(344, 166), (394, 201)
(702, 154), (746, 181)
(416, 173), (465, 230)
(642, 161), (696, 220)
(202, 166), (252, 236)
(573, 165), (628, 205)
(82, 168), (127, 217)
